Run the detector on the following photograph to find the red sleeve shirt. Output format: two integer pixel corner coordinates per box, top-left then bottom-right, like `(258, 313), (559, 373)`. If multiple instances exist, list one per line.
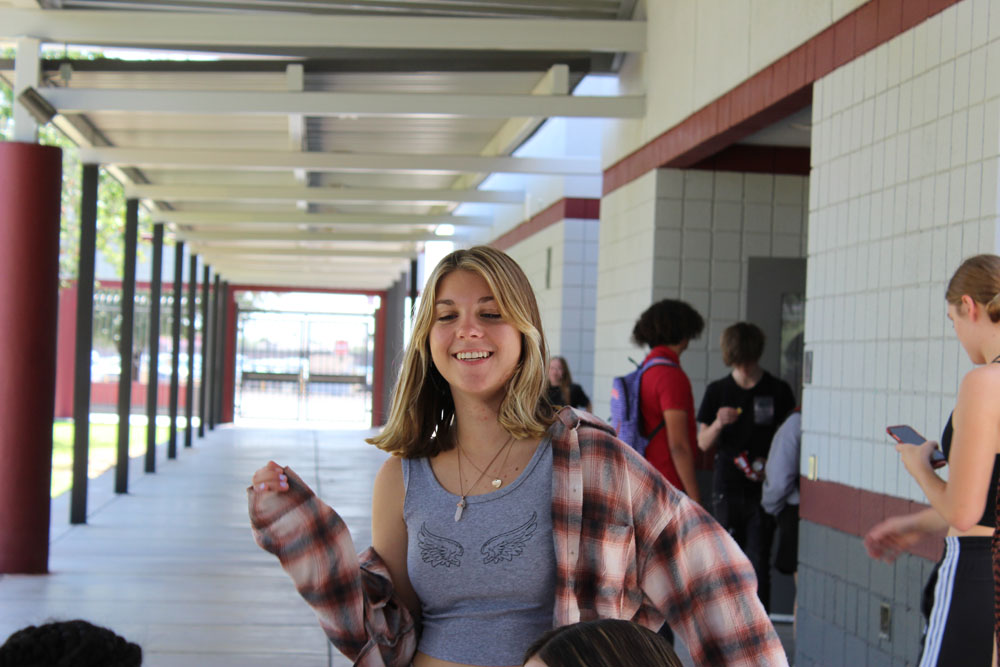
(639, 345), (699, 492)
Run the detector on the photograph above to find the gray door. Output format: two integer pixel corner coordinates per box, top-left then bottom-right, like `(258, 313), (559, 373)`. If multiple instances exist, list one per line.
(747, 257), (806, 405)
(746, 256), (806, 621)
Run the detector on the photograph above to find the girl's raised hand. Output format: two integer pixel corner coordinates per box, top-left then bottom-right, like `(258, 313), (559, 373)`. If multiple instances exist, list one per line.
(252, 460), (289, 493)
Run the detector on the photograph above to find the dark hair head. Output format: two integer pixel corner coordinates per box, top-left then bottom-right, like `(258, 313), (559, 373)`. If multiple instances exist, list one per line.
(523, 619), (682, 667)
(720, 321), (766, 366)
(631, 299), (704, 348)
(0, 620), (142, 667)
(946, 254), (1000, 323)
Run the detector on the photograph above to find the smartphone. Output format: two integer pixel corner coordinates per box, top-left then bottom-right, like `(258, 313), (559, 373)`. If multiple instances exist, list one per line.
(887, 425), (947, 468)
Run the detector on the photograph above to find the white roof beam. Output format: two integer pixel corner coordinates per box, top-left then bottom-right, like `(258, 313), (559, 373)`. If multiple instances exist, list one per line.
(78, 147), (599, 175)
(210, 260), (405, 275)
(175, 229), (448, 243)
(127, 184), (524, 205)
(0, 8), (645, 52)
(189, 246), (417, 260)
(156, 210), (491, 227)
(40, 89), (644, 119)
(483, 64), (570, 155)
(446, 63), (569, 200)
(216, 272), (393, 290)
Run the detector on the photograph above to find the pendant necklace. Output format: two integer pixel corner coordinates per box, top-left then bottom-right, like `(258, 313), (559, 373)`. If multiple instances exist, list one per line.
(460, 435), (516, 489)
(454, 434), (514, 522)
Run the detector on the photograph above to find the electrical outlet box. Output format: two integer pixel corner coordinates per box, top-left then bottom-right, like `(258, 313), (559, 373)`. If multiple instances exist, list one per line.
(879, 603), (891, 640)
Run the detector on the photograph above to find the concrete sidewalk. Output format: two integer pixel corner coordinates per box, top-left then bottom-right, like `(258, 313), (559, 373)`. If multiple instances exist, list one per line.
(0, 425), (388, 666)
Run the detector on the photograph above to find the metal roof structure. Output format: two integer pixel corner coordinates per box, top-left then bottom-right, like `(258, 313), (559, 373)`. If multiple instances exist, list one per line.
(1, 0), (643, 290)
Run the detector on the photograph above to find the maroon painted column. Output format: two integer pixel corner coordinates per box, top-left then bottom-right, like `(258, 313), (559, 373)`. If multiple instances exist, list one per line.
(0, 142), (62, 574)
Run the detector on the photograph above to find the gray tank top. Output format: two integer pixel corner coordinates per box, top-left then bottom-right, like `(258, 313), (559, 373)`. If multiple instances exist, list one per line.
(402, 437), (556, 666)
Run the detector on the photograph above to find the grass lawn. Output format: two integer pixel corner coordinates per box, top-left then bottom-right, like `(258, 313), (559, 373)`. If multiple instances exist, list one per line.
(51, 422), (171, 498)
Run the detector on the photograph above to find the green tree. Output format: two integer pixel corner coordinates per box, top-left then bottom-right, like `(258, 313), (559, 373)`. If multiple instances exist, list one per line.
(1, 53), (131, 283)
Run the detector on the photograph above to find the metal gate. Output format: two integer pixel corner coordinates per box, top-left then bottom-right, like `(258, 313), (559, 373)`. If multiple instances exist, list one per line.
(235, 310), (374, 423)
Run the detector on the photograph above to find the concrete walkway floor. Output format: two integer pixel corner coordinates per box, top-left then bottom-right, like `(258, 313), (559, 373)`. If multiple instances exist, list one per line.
(0, 424), (793, 666)
(1, 424), (388, 666)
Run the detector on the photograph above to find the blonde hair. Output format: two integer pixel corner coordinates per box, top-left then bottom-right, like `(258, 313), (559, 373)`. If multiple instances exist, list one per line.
(946, 254), (1000, 323)
(368, 246), (555, 457)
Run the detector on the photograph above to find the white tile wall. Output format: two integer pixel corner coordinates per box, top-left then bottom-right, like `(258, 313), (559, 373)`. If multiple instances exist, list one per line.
(804, 0), (999, 501)
(592, 168), (808, 419)
(505, 217), (599, 400)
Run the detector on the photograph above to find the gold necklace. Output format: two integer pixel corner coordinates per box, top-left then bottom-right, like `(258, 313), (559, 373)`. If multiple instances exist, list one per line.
(454, 434), (514, 522)
(460, 435), (516, 489)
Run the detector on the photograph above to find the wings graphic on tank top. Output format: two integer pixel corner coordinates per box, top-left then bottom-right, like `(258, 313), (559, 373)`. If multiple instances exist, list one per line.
(418, 523), (464, 568)
(480, 511), (538, 564)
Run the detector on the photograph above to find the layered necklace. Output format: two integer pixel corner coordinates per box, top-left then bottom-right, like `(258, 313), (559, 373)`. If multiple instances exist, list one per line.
(454, 433), (515, 522)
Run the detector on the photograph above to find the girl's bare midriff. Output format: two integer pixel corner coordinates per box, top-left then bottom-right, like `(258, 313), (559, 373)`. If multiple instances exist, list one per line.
(947, 523), (994, 538)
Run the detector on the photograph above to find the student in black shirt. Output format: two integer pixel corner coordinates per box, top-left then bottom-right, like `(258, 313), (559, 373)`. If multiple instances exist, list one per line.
(697, 322), (795, 611)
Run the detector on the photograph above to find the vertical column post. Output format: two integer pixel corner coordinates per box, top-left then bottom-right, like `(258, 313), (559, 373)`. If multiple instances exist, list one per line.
(167, 241), (183, 459)
(373, 297), (386, 428)
(0, 142), (62, 573)
(145, 224), (164, 473)
(213, 280), (227, 425)
(70, 164), (99, 525)
(115, 198), (139, 493)
(409, 258), (418, 318)
(198, 265), (210, 438)
(12, 38), (41, 143)
(184, 254), (197, 448)
(208, 274), (221, 430)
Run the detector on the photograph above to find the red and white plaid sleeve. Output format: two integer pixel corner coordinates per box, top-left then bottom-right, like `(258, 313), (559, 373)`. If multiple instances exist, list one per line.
(248, 467), (417, 666)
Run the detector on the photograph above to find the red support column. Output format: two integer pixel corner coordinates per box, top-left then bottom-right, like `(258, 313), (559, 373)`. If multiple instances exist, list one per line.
(53, 285), (77, 419)
(220, 287), (237, 424)
(0, 142), (62, 573)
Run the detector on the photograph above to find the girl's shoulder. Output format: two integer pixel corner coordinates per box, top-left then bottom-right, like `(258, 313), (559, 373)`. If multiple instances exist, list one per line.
(551, 406), (617, 439)
(961, 363), (1000, 389)
(552, 407), (654, 466)
(957, 365), (1000, 414)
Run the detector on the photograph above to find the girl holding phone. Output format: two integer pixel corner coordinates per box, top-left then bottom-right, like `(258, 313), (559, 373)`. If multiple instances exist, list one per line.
(865, 254), (1000, 666)
(247, 246), (785, 667)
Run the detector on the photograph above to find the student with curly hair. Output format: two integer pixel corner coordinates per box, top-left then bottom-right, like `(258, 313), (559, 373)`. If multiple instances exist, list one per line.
(249, 246), (786, 667)
(630, 299), (705, 504)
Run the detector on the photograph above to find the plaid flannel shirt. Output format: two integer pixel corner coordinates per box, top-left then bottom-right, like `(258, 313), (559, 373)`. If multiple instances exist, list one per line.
(248, 408), (787, 667)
